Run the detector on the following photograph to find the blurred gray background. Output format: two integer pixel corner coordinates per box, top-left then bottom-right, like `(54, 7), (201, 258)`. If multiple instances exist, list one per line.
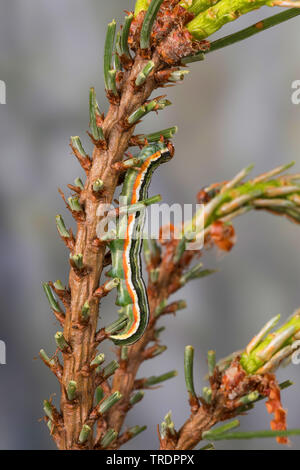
(0, 0), (300, 450)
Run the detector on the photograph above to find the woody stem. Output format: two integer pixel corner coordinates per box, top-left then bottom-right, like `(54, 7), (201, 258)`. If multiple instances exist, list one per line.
(59, 55), (160, 449)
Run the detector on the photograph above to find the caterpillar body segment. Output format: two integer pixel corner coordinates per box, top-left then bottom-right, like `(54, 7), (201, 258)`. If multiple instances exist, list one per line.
(108, 142), (172, 345)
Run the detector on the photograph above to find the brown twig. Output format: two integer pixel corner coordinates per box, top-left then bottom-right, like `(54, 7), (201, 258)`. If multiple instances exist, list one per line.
(42, 0), (300, 451)
(107, 236), (199, 440)
(43, 1), (208, 450)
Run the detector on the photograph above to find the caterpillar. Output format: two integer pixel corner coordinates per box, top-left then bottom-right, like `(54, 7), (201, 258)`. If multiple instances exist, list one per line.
(107, 142), (172, 345)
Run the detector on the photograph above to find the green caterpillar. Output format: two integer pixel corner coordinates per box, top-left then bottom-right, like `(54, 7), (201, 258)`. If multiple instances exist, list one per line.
(107, 142), (171, 345)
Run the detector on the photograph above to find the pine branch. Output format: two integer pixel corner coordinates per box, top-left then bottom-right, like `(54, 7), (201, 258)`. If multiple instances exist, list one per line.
(41, 0), (300, 451)
(208, 8), (300, 53)
(205, 429), (300, 440)
(160, 309), (300, 450)
(185, 0), (300, 40)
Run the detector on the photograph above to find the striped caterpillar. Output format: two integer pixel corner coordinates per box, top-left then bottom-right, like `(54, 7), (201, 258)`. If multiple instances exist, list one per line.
(107, 142), (172, 345)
